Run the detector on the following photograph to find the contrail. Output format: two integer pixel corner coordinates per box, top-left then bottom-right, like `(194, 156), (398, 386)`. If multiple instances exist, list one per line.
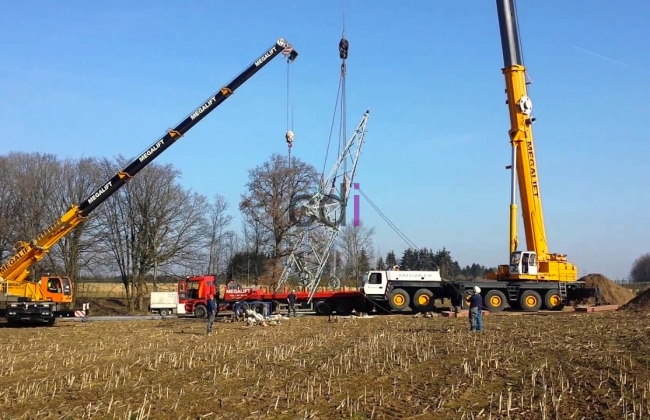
(572, 45), (636, 69)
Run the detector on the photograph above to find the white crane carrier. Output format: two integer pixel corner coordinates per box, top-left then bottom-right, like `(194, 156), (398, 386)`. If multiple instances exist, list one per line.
(361, 269), (443, 313)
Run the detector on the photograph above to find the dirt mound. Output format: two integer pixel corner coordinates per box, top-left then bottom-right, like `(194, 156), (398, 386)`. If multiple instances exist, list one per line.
(619, 288), (650, 312)
(578, 273), (635, 305)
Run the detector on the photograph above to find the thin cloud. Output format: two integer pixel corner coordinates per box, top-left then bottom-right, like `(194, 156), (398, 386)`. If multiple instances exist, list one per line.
(571, 45), (636, 70)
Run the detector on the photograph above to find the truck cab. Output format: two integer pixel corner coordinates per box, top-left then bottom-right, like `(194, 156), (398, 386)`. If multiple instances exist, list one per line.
(178, 275), (216, 318)
(360, 271), (386, 298)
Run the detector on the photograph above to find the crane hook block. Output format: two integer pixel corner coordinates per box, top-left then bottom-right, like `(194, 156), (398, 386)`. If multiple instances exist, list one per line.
(286, 130), (295, 146)
(339, 38), (349, 60)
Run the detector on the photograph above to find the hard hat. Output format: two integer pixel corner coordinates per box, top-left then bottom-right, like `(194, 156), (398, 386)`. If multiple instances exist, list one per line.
(292, 289), (296, 293)
(473, 286), (481, 294)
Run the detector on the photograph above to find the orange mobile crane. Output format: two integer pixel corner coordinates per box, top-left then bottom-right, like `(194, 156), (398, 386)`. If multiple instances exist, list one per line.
(0, 38), (298, 326)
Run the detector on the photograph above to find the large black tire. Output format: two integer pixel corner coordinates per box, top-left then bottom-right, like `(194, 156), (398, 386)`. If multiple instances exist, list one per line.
(484, 290), (508, 312)
(334, 299), (353, 316)
(544, 290), (565, 311)
(361, 300), (376, 314)
(251, 302), (265, 315)
(412, 289), (435, 312)
(388, 288), (410, 311)
(314, 300), (332, 316)
(519, 290), (542, 312)
(194, 304), (207, 318)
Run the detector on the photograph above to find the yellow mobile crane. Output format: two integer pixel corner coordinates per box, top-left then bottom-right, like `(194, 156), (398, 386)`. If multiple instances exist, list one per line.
(357, 1), (594, 314)
(481, 0), (590, 311)
(0, 38), (298, 326)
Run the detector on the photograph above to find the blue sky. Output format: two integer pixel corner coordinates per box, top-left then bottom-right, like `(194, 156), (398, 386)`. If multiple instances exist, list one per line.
(1, 1), (648, 280)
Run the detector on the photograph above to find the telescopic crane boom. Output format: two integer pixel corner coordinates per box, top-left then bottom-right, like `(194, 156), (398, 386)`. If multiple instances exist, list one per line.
(0, 38), (298, 291)
(491, 0), (577, 282)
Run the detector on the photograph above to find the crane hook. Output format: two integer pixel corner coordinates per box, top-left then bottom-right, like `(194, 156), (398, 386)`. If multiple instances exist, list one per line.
(339, 37), (349, 60)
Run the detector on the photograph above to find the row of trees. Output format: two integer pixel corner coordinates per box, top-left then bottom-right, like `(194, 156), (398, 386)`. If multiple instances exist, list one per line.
(0, 152), (381, 308)
(377, 248), (497, 280)
(8, 151), (643, 310)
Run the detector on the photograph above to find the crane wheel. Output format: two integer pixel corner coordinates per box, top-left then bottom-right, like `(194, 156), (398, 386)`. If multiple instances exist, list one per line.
(519, 290), (542, 312)
(194, 304), (207, 318)
(544, 290), (565, 311)
(334, 299), (353, 316)
(314, 300), (332, 316)
(361, 300), (376, 314)
(388, 288), (410, 311)
(484, 290), (507, 312)
(413, 289), (435, 312)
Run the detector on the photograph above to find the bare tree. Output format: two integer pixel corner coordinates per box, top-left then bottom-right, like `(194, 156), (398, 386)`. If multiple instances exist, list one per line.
(205, 193), (234, 277)
(0, 155), (19, 262)
(239, 154), (318, 282)
(630, 253), (650, 283)
(4, 152), (62, 280)
(96, 158), (209, 310)
(46, 157), (106, 281)
(337, 220), (375, 285)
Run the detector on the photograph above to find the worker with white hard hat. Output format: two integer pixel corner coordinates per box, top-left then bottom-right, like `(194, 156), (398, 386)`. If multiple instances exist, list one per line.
(469, 287), (483, 332)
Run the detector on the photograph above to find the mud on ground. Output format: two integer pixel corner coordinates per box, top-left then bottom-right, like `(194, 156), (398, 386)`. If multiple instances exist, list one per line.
(2, 311), (650, 419)
(579, 273), (636, 305)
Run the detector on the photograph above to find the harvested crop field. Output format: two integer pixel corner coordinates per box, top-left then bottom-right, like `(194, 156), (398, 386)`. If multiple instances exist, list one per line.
(2, 312), (650, 420)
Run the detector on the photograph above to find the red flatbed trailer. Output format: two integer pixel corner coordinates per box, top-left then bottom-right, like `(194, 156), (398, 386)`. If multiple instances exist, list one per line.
(178, 274), (365, 318)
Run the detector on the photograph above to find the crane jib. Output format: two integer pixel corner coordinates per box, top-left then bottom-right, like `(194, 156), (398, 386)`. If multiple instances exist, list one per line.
(255, 46), (278, 67)
(190, 96), (217, 121)
(0, 37), (297, 282)
(0, 246), (30, 274)
(74, 38), (295, 217)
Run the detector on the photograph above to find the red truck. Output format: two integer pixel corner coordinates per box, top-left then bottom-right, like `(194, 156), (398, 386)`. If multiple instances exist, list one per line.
(177, 274), (365, 318)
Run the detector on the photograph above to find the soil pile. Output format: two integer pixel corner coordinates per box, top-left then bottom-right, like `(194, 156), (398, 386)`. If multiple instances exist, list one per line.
(619, 288), (650, 312)
(578, 273), (636, 305)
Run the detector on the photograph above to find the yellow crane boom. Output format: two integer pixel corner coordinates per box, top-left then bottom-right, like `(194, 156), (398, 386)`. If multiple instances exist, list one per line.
(490, 0), (577, 282)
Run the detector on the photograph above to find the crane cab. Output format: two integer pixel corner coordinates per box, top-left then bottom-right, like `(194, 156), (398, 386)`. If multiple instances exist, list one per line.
(5, 275), (73, 304)
(40, 276), (74, 304)
(509, 251), (538, 275)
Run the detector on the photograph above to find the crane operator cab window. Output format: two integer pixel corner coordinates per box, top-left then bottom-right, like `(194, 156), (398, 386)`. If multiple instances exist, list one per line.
(510, 251), (538, 275)
(47, 278), (62, 294)
(61, 277), (72, 296)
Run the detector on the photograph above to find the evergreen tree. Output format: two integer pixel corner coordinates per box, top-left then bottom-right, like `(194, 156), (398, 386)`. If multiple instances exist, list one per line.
(386, 251), (397, 268)
(400, 248), (418, 270)
(358, 249), (371, 280)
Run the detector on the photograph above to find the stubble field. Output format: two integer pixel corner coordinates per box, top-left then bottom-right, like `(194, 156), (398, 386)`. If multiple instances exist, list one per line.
(1, 311), (649, 420)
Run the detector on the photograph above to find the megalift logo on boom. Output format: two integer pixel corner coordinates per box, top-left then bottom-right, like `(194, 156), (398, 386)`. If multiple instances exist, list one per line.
(138, 139), (165, 162)
(0, 246), (30, 273)
(87, 181), (113, 205)
(190, 96), (217, 121)
(1, 218), (68, 271)
(255, 46), (277, 67)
